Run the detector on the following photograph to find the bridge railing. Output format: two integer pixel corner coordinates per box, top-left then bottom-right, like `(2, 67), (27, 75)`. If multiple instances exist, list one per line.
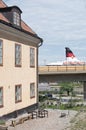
(39, 65), (86, 72)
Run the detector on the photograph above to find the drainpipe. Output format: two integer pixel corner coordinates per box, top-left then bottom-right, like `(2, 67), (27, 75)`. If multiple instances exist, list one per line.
(36, 39), (43, 109)
(38, 38), (43, 47)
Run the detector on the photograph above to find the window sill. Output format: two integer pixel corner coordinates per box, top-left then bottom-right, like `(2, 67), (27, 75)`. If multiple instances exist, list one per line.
(15, 100), (22, 103)
(30, 96), (35, 99)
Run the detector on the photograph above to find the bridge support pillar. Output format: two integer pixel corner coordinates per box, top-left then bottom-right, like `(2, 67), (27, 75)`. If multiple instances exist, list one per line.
(83, 81), (86, 100)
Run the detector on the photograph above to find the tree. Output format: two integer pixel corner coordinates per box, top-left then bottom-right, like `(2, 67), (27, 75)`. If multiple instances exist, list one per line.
(59, 82), (74, 96)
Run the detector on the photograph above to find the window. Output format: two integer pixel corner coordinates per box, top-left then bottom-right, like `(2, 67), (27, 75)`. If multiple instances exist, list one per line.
(15, 85), (22, 103)
(30, 48), (35, 67)
(13, 12), (20, 26)
(15, 44), (21, 67)
(0, 87), (3, 107)
(30, 83), (35, 98)
(0, 40), (3, 65)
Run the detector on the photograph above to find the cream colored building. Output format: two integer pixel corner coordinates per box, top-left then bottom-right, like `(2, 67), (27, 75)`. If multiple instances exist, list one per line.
(0, 1), (43, 118)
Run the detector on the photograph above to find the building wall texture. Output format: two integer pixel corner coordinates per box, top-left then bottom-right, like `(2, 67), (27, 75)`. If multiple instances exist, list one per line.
(0, 37), (37, 116)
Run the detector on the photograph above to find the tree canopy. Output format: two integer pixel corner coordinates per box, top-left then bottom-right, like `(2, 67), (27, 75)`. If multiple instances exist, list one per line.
(59, 82), (74, 96)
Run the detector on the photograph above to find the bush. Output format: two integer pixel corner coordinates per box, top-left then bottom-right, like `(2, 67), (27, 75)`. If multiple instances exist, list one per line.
(39, 95), (48, 102)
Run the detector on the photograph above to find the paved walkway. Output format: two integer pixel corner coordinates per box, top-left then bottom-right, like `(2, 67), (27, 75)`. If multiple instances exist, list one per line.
(7, 109), (77, 130)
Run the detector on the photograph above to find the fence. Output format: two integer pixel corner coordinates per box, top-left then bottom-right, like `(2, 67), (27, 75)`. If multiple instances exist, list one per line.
(39, 65), (86, 72)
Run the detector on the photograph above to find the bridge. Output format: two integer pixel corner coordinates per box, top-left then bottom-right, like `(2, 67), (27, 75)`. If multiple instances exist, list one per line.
(38, 65), (86, 100)
(38, 65), (86, 82)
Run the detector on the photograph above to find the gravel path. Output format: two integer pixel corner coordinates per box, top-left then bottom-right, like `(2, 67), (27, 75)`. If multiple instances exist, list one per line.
(8, 109), (77, 130)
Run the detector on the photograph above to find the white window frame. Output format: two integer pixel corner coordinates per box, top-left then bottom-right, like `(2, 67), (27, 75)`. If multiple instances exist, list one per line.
(13, 12), (20, 26)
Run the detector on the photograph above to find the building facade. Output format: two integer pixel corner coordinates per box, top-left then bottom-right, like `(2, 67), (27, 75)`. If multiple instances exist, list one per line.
(0, 0), (43, 118)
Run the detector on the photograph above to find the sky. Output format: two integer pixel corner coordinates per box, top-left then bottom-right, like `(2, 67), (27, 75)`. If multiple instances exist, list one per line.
(4, 0), (86, 65)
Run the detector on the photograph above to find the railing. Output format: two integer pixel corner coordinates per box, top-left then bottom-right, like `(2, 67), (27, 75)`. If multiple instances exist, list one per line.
(39, 65), (86, 72)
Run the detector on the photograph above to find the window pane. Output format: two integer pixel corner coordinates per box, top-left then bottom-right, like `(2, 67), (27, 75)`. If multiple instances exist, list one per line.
(13, 12), (20, 26)
(15, 44), (21, 66)
(15, 85), (22, 102)
(30, 83), (35, 98)
(0, 42), (2, 49)
(0, 88), (3, 106)
(0, 40), (3, 65)
(0, 49), (2, 56)
(16, 58), (21, 65)
(0, 57), (2, 64)
(30, 48), (35, 67)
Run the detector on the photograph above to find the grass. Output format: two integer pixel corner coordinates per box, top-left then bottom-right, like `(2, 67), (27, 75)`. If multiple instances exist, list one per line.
(70, 119), (86, 130)
(47, 105), (58, 109)
(68, 110), (86, 130)
(40, 102), (85, 110)
(0, 120), (5, 125)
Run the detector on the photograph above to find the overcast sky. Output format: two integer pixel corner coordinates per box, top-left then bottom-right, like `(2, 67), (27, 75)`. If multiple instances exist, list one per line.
(4, 0), (86, 65)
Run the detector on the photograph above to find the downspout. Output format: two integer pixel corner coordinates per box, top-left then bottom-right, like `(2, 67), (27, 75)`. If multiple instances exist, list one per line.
(36, 39), (43, 109)
(38, 39), (43, 47)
